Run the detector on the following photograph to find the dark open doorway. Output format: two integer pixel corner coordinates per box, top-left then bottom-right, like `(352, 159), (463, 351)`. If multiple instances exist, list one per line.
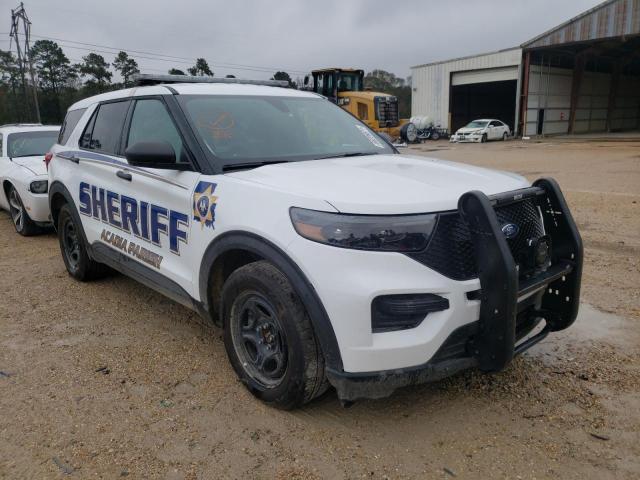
(450, 80), (517, 132)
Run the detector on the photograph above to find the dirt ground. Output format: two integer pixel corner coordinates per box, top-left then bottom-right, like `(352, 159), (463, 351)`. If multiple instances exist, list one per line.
(1, 138), (639, 479)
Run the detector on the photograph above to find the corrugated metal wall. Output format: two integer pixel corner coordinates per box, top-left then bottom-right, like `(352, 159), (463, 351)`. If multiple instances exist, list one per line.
(524, 65), (572, 135)
(524, 0), (640, 49)
(411, 48), (522, 128)
(524, 65), (640, 135)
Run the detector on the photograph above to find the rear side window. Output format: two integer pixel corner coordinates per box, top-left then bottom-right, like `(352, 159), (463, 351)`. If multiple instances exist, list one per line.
(58, 108), (86, 145)
(80, 101), (130, 155)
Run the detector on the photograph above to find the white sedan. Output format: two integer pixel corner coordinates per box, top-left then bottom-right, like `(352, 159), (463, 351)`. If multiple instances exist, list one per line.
(0, 124), (60, 235)
(450, 119), (510, 143)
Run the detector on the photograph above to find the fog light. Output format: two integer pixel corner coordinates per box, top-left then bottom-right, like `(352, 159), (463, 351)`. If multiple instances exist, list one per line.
(371, 294), (449, 333)
(30, 180), (48, 194)
(528, 235), (551, 268)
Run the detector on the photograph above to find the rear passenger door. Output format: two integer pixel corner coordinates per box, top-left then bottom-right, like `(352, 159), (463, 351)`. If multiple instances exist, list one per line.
(74, 99), (132, 245)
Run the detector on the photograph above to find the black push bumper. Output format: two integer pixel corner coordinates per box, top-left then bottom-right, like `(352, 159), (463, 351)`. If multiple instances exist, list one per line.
(327, 177), (583, 402)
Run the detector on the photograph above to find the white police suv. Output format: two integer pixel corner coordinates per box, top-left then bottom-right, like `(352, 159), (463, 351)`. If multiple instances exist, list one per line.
(48, 75), (583, 409)
(0, 123), (60, 235)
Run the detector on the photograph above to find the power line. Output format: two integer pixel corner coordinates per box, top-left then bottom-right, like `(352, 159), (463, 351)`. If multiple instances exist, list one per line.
(1, 31), (309, 75)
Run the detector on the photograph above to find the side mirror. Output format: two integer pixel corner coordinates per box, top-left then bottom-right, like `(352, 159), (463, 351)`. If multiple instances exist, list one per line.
(125, 141), (177, 169)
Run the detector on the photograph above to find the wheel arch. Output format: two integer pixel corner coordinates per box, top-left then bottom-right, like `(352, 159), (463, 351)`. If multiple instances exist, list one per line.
(48, 181), (88, 244)
(2, 178), (15, 199)
(199, 231), (344, 372)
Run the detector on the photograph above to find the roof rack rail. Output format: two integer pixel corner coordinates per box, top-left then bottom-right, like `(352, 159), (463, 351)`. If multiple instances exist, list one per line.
(0, 123), (43, 127)
(133, 73), (289, 88)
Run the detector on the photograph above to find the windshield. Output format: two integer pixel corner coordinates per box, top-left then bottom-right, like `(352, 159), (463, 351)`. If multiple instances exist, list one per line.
(179, 95), (393, 167)
(7, 131), (58, 158)
(337, 73), (362, 92)
(465, 121), (488, 129)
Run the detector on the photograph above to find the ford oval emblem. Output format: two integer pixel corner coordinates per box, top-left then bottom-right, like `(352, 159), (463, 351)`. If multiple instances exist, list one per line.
(501, 223), (519, 239)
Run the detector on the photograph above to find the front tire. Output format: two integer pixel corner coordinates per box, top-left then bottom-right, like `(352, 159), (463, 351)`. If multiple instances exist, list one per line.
(8, 186), (39, 236)
(481, 133), (487, 143)
(57, 204), (109, 281)
(222, 261), (328, 409)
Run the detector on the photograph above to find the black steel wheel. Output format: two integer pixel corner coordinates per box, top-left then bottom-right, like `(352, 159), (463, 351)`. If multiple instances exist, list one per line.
(229, 292), (288, 387)
(61, 212), (82, 273)
(57, 204), (109, 281)
(222, 261), (329, 409)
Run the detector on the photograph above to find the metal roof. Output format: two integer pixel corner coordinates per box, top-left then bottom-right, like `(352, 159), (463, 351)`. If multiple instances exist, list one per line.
(410, 47), (521, 69)
(522, 0), (640, 49)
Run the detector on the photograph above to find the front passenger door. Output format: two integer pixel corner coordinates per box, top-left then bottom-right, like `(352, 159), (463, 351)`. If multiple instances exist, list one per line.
(116, 97), (202, 296)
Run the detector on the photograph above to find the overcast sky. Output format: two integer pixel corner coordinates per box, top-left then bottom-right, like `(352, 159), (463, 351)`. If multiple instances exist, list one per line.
(2, 0), (602, 81)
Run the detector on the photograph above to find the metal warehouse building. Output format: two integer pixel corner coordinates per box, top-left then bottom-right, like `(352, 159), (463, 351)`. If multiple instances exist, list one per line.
(411, 0), (640, 136)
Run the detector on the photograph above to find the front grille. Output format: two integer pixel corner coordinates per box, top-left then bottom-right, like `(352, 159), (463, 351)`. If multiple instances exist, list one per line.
(408, 198), (544, 281)
(375, 97), (399, 127)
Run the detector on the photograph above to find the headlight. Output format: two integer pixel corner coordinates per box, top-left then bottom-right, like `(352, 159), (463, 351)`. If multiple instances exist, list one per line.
(290, 207), (437, 252)
(29, 180), (48, 194)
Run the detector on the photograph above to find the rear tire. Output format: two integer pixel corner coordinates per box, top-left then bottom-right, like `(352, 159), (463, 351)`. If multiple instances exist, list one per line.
(503, 132), (508, 141)
(8, 186), (39, 236)
(431, 131), (440, 141)
(222, 261), (328, 409)
(57, 204), (109, 281)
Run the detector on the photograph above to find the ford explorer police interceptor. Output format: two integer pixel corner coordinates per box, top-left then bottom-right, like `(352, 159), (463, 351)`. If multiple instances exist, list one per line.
(47, 75), (583, 409)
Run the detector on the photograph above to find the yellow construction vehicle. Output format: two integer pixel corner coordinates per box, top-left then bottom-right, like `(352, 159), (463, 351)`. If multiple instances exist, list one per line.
(305, 68), (415, 141)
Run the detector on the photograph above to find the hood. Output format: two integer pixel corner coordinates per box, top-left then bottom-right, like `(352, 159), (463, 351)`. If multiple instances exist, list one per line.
(456, 127), (485, 134)
(226, 154), (529, 214)
(12, 156), (47, 176)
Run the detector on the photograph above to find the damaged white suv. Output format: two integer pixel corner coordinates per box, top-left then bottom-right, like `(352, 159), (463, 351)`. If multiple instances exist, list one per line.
(48, 75), (583, 409)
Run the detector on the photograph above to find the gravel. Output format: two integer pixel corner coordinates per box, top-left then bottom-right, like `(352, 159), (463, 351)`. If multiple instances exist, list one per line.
(1, 138), (638, 479)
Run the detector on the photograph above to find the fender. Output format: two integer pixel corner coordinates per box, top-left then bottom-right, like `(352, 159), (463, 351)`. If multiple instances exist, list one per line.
(49, 181), (91, 249)
(199, 231), (344, 372)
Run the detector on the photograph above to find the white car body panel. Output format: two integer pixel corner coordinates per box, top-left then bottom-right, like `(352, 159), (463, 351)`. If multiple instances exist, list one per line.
(228, 154), (528, 214)
(0, 125), (60, 224)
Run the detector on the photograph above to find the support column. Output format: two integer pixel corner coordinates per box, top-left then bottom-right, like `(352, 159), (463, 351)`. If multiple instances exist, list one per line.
(519, 51), (531, 137)
(605, 60), (622, 132)
(568, 54), (585, 134)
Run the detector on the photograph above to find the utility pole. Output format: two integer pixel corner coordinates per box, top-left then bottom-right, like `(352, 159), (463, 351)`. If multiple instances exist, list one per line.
(9, 2), (41, 123)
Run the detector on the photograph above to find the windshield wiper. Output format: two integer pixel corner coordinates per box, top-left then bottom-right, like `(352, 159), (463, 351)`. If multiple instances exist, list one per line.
(222, 160), (288, 172)
(314, 152), (378, 160)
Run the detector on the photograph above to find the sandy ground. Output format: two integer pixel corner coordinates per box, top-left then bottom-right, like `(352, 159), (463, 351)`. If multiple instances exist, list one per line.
(1, 138), (639, 479)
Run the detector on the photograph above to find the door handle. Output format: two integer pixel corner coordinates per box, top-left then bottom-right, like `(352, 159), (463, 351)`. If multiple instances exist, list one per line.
(116, 170), (132, 181)
(69, 154), (80, 163)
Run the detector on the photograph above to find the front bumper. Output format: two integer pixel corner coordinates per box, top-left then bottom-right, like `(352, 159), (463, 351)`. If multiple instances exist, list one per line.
(324, 178), (583, 401)
(21, 181), (52, 224)
(450, 133), (482, 143)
